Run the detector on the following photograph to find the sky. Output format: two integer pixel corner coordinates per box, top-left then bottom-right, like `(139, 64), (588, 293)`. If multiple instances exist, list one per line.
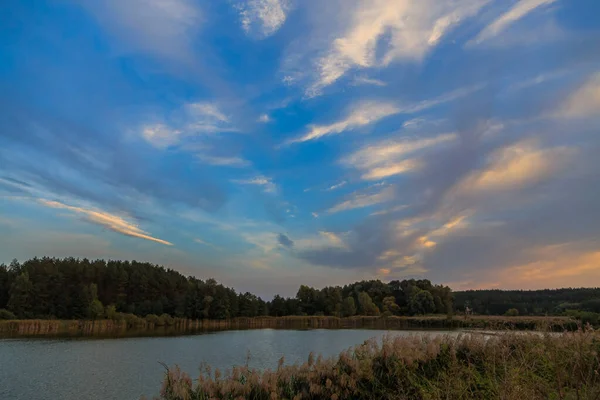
(1, 0), (599, 298)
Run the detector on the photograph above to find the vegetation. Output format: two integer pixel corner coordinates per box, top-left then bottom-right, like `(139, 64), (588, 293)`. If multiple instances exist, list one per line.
(1, 257), (598, 329)
(0, 258), (452, 321)
(153, 327), (600, 400)
(454, 288), (600, 316)
(0, 315), (576, 338)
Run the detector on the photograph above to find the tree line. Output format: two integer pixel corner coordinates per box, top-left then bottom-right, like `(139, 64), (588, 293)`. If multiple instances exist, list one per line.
(0, 257), (451, 320)
(1, 257), (598, 322)
(453, 288), (600, 316)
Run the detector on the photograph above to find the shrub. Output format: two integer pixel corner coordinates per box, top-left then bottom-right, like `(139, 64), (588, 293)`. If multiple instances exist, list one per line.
(0, 308), (16, 320)
(106, 305), (118, 320)
(145, 314), (161, 326)
(505, 308), (519, 316)
(160, 313), (175, 326)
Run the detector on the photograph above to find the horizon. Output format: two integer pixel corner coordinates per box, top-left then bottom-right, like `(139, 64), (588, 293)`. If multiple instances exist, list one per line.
(3, 256), (600, 300)
(1, 0), (599, 299)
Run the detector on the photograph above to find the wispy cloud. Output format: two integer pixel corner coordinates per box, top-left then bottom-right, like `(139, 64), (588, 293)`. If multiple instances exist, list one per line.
(351, 76), (387, 87)
(370, 204), (408, 216)
(294, 231), (349, 251)
(81, 0), (201, 61)
(470, 0), (557, 45)
(196, 154), (251, 167)
(396, 84), (485, 114)
(194, 238), (221, 250)
(343, 133), (457, 180)
(327, 186), (394, 214)
(454, 140), (576, 194)
(141, 124), (182, 148)
(288, 101), (400, 144)
(141, 102), (236, 148)
(558, 72), (600, 118)
(505, 69), (569, 93)
(39, 199), (172, 246)
(290, 84), (480, 145)
(232, 176), (277, 193)
(258, 113), (272, 123)
(307, 0), (487, 96)
(237, 0), (290, 38)
(326, 181), (347, 191)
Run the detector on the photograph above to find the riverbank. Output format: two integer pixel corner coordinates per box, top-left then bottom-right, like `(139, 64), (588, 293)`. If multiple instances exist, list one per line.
(154, 328), (600, 400)
(0, 315), (577, 338)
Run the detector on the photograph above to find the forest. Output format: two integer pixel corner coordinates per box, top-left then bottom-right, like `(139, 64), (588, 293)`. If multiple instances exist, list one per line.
(0, 257), (598, 323)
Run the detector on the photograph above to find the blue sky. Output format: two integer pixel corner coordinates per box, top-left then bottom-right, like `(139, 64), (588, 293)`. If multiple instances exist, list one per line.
(1, 0), (599, 297)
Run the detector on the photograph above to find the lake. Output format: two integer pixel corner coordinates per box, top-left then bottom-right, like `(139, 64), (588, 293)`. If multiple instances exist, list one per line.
(0, 329), (464, 400)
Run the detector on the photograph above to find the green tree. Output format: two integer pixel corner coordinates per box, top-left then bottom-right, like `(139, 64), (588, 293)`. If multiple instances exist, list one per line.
(382, 296), (400, 316)
(0, 308), (16, 320)
(7, 272), (33, 318)
(358, 292), (380, 316)
(88, 284), (104, 319)
(106, 304), (118, 320)
(341, 297), (356, 317)
(297, 285), (319, 315)
(409, 289), (435, 315)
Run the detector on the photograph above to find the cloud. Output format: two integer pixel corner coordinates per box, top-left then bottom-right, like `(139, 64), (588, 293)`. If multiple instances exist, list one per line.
(351, 76), (387, 87)
(293, 231), (349, 251)
(558, 72), (600, 118)
(80, 0), (201, 61)
(0, 104), (228, 214)
(196, 154), (251, 167)
(343, 133), (457, 180)
(326, 181), (347, 191)
(307, 0), (488, 95)
(470, 0), (557, 45)
(194, 238), (221, 250)
(141, 102), (236, 149)
(396, 84), (486, 114)
(327, 186), (395, 214)
(237, 0), (290, 38)
(453, 140), (576, 194)
(288, 101), (400, 144)
(505, 69), (569, 93)
(232, 176), (277, 193)
(258, 114), (272, 123)
(498, 243), (600, 288)
(370, 204), (408, 216)
(289, 84), (480, 145)
(39, 199), (172, 246)
(277, 233), (294, 248)
(141, 124), (182, 149)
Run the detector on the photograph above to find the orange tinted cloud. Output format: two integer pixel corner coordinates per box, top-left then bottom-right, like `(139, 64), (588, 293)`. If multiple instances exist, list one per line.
(40, 200), (172, 246)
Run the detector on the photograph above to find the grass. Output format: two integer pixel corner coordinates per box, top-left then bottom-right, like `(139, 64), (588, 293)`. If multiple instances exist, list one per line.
(152, 326), (600, 400)
(0, 315), (578, 338)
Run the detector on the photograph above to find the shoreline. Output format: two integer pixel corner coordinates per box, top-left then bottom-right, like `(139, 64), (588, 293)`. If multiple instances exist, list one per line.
(0, 315), (577, 339)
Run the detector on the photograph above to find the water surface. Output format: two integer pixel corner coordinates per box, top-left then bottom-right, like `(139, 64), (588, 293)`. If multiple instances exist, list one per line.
(0, 328), (462, 400)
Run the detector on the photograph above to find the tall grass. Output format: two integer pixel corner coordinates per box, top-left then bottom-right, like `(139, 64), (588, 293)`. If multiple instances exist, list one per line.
(0, 315), (577, 338)
(154, 327), (600, 400)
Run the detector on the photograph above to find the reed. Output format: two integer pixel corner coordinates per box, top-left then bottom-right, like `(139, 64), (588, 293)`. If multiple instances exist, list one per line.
(153, 326), (600, 400)
(0, 315), (577, 338)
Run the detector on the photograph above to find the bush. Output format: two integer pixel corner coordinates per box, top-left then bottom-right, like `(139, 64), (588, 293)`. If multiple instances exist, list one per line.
(0, 308), (16, 320)
(119, 312), (144, 327)
(505, 308), (519, 316)
(160, 313), (175, 326)
(145, 314), (162, 326)
(105, 305), (118, 320)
